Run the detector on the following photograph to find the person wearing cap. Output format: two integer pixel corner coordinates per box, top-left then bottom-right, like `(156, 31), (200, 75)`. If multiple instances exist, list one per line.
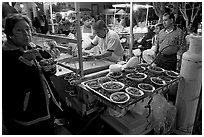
(143, 12), (184, 71)
(85, 20), (124, 62)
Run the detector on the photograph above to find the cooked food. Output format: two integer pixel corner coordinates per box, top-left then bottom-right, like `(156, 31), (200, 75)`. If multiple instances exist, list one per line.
(98, 76), (113, 84)
(128, 73), (145, 79)
(138, 83), (155, 92)
(159, 76), (172, 83)
(123, 67), (135, 72)
(151, 77), (166, 85)
(103, 82), (123, 90)
(126, 87), (144, 96)
(140, 84), (152, 90)
(86, 80), (101, 89)
(135, 66), (145, 72)
(108, 72), (122, 78)
(110, 92), (130, 103)
(149, 66), (163, 71)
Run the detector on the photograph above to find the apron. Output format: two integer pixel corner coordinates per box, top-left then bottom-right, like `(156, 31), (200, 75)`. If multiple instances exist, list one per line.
(81, 26), (99, 54)
(155, 53), (177, 71)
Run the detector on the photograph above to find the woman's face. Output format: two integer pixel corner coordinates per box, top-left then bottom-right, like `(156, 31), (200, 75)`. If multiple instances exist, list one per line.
(154, 26), (161, 34)
(84, 19), (92, 27)
(11, 20), (32, 48)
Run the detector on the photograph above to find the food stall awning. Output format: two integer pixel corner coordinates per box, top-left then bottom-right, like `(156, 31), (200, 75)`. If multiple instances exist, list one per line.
(115, 9), (126, 15)
(102, 8), (120, 15)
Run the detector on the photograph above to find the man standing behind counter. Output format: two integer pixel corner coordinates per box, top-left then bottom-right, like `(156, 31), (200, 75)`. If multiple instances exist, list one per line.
(154, 12), (185, 71)
(84, 20), (124, 62)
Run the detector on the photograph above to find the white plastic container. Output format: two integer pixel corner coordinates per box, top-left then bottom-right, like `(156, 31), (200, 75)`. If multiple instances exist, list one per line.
(175, 35), (202, 134)
(109, 64), (122, 73)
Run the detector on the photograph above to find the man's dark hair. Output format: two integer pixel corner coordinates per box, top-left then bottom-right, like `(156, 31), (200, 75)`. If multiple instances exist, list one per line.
(163, 12), (175, 22)
(92, 20), (107, 30)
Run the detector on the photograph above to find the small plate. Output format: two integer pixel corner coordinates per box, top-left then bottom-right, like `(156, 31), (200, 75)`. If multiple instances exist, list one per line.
(110, 92), (130, 104)
(150, 77), (166, 86)
(166, 70), (179, 78)
(126, 73), (147, 82)
(101, 81), (125, 92)
(125, 87), (144, 97)
(138, 83), (155, 92)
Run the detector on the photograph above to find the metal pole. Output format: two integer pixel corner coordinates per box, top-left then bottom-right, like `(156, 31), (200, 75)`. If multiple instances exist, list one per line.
(114, 7), (116, 29)
(74, 2), (84, 77)
(145, 6), (149, 27)
(129, 2), (133, 57)
(49, 2), (54, 34)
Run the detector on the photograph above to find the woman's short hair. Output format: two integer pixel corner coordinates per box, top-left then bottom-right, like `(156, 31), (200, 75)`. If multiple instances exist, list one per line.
(82, 15), (91, 22)
(4, 13), (32, 37)
(92, 20), (106, 30)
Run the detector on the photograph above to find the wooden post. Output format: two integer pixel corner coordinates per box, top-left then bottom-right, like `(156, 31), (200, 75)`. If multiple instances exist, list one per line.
(75, 2), (84, 77)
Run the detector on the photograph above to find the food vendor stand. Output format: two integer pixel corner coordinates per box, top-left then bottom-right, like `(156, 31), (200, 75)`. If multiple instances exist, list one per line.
(32, 2), (182, 134)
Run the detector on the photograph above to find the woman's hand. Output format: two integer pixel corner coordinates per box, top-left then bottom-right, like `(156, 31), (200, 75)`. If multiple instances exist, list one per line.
(22, 49), (42, 61)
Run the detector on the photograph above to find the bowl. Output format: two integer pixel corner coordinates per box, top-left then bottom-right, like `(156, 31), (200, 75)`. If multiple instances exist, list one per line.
(138, 83), (155, 92)
(123, 67), (136, 73)
(101, 81), (125, 92)
(150, 77), (166, 86)
(135, 66), (146, 72)
(125, 87), (144, 97)
(110, 92), (130, 104)
(86, 79), (101, 89)
(39, 58), (57, 72)
(107, 72), (123, 79)
(148, 66), (165, 74)
(126, 73), (147, 82)
(166, 70), (179, 78)
(159, 76), (173, 83)
(98, 76), (115, 84)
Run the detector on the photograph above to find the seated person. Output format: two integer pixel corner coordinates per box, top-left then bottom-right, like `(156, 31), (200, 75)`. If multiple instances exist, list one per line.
(151, 23), (164, 52)
(47, 40), (60, 59)
(85, 20), (124, 62)
(137, 26), (155, 50)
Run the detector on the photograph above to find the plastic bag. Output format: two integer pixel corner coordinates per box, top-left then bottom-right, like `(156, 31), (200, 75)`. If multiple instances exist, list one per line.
(151, 94), (176, 135)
